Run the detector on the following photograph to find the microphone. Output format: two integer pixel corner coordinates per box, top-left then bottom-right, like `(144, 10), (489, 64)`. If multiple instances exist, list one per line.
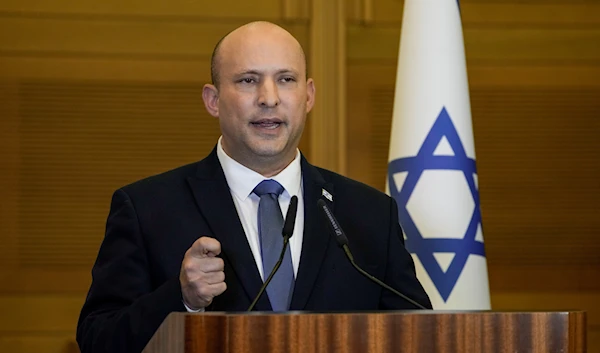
(317, 199), (428, 310)
(247, 195), (298, 311)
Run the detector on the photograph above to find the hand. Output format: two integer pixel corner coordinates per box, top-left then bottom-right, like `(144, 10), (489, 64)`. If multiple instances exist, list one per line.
(180, 237), (226, 310)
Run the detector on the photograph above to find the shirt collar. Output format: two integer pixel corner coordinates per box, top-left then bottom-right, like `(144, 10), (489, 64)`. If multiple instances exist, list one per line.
(216, 136), (302, 200)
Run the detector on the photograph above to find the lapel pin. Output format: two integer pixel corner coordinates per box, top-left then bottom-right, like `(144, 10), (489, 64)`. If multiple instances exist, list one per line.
(321, 189), (333, 202)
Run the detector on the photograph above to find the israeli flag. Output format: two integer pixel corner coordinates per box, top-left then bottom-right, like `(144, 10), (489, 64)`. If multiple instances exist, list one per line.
(387, 0), (491, 309)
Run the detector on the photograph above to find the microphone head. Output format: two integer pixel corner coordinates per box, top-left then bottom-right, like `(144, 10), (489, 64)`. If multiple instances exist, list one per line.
(282, 195), (299, 238)
(317, 199), (349, 247)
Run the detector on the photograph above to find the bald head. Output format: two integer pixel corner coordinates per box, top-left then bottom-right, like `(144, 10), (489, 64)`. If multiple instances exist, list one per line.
(210, 21), (307, 88)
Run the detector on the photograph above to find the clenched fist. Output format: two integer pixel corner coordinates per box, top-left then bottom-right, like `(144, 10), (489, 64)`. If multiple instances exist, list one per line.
(180, 237), (227, 310)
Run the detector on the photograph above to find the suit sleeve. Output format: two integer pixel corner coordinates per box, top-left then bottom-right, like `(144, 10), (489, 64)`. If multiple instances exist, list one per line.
(380, 197), (433, 310)
(76, 189), (187, 353)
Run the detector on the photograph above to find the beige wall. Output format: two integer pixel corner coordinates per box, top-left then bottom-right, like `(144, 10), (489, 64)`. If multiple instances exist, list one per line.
(0, 0), (598, 352)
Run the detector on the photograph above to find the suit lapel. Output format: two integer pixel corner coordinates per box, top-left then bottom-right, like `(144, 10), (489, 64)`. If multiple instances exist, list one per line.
(290, 157), (334, 310)
(186, 148), (271, 310)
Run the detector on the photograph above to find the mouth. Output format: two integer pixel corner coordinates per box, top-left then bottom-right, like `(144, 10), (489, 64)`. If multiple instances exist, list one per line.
(251, 118), (283, 130)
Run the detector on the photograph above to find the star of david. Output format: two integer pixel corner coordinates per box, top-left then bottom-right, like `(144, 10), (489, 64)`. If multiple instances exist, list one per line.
(387, 107), (485, 301)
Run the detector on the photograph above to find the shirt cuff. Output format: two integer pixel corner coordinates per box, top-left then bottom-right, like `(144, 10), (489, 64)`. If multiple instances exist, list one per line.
(183, 301), (205, 313)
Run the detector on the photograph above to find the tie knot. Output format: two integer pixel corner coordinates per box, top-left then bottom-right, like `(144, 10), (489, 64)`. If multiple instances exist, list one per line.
(253, 179), (284, 197)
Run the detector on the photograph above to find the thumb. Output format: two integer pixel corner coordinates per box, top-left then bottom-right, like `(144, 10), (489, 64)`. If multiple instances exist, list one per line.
(189, 236), (221, 258)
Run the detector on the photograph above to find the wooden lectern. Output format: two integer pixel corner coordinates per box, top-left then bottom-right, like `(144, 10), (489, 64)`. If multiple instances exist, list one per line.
(142, 311), (586, 352)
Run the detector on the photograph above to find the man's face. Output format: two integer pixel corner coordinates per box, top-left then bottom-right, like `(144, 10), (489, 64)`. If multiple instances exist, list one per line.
(205, 24), (315, 174)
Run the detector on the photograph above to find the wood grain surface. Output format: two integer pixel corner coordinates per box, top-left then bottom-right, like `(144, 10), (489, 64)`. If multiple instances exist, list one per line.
(142, 311), (586, 353)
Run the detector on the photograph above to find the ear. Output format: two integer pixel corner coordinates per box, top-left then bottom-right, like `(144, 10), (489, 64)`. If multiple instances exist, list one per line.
(305, 78), (316, 113)
(202, 84), (219, 117)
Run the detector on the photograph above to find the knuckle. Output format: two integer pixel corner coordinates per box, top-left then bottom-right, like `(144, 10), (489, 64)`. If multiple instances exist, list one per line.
(199, 260), (213, 272)
(199, 236), (211, 246)
(193, 237), (206, 251)
(203, 258), (216, 271)
(197, 285), (211, 298)
(182, 262), (195, 274)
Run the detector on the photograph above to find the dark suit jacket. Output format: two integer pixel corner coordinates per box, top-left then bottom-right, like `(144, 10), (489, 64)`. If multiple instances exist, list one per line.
(76, 148), (431, 353)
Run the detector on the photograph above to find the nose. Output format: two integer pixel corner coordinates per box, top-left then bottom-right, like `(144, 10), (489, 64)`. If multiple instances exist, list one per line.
(257, 78), (280, 108)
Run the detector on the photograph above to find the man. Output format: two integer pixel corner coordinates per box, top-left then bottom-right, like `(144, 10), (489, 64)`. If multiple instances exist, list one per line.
(76, 21), (431, 353)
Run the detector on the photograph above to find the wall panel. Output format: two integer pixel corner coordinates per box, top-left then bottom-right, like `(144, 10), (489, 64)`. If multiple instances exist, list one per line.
(0, 18), (309, 60)
(0, 82), (20, 270)
(0, 296), (85, 353)
(0, 336), (78, 353)
(348, 26), (600, 64)
(368, 1), (600, 26)
(0, 0), (283, 19)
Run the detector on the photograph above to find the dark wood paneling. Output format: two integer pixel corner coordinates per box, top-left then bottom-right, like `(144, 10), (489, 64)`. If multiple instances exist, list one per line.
(0, 0), (284, 19)
(366, 1), (600, 26)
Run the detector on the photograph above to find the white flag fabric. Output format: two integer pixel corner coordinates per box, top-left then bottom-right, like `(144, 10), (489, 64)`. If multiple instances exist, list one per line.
(386, 0), (491, 309)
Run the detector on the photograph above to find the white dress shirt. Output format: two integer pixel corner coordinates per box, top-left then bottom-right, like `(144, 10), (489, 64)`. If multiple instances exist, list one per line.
(184, 137), (305, 312)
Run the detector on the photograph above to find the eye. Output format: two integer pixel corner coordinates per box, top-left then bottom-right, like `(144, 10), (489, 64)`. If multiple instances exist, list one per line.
(239, 78), (256, 84)
(280, 76), (296, 83)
